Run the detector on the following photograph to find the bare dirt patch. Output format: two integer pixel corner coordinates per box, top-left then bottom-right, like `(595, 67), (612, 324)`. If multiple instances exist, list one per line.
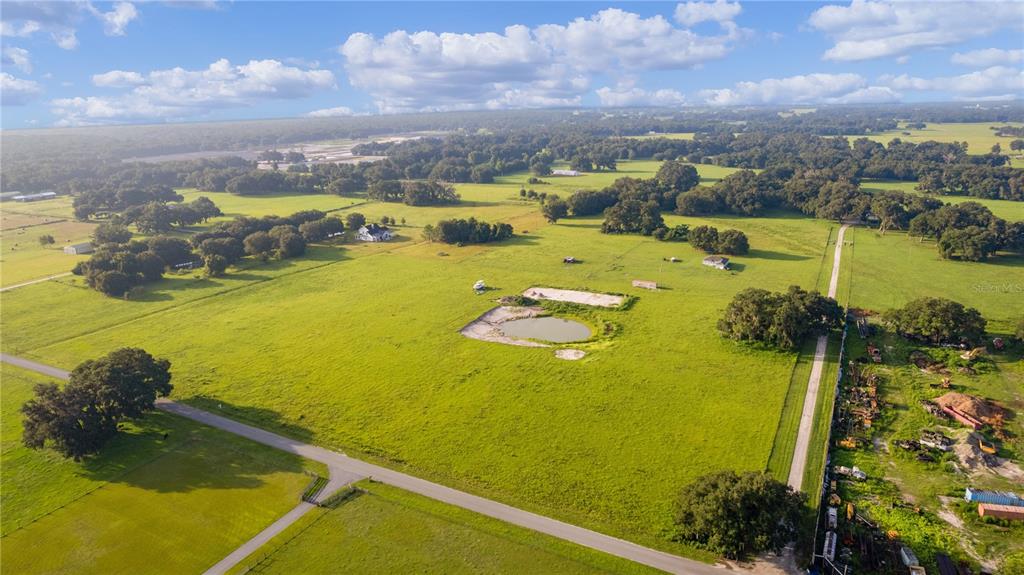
(460, 306), (550, 347)
(953, 431), (1024, 482)
(522, 287), (624, 308)
(555, 349), (586, 361)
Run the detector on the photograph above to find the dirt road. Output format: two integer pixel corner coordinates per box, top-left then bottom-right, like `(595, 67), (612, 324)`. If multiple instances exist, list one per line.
(787, 224), (849, 491)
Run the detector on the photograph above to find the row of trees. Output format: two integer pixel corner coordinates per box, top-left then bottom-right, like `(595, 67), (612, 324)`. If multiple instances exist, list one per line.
(73, 230), (199, 296)
(422, 218), (514, 245)
(367, 180), (460, 205)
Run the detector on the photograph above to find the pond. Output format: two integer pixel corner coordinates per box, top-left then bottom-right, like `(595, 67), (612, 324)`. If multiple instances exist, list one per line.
(499, 317), (591, 343)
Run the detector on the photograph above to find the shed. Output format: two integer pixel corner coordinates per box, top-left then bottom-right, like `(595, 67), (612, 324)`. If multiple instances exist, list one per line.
(551, 169), (580, 176)
(631, 280), (657, 290)
(964, 488), (1024, 507)
(63, 242), (94, 255)
(978, 503), (1024, 520)
(702, 255), (730, 270)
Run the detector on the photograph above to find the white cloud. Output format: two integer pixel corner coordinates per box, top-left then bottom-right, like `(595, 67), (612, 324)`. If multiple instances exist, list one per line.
(881, 65), (1024, 99)
(808, 1), (1024, 61)
(674, 0), (741, 27)
(92, 70), (146, 87)
(2, 46), (32, 73)
(53, 58), (335, 125)
(1, 1), (139, 49)
(951, 48), (1024, 68)
(596, 82), (685, 107)
(307, 105), (354, 117)
(89, 1), (138, 36)
(340, 6), (747, 113)
(1, 72), (43, 105)
(699, 73), (896, 105)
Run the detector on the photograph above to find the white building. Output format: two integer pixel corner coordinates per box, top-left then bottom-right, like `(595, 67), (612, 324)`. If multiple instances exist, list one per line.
(63, 242), (94, 255)
(702, 255), (730, 270)
(357, 224), (393, 242)
(551, 169), (580, 176)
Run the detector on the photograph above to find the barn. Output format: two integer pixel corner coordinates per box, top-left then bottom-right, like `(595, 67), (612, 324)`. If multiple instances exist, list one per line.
(63, 242), (94, 255)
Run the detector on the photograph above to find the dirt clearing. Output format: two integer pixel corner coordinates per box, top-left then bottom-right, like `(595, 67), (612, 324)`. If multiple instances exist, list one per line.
(522, 287), (624, 307)
(460, 306), (549, 347)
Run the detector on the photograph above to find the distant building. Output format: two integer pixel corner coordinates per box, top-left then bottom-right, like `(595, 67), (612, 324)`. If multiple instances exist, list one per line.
(551, 169), (580, 176)
(63, 242), (94, 255)
(14, 191), (57, 202)
(357, 224), (393, 242)
(702, 255), (730, 270)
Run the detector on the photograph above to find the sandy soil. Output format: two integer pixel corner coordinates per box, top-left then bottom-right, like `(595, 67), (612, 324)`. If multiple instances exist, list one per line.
(555, 349), (586, 360)
(522, 287), (624, 307)
(459, 306), (550, 347)
(953, 431), (1024, 483)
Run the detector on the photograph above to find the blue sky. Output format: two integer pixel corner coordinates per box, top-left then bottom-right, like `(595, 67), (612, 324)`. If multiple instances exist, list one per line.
(1, 1), (1022, 129)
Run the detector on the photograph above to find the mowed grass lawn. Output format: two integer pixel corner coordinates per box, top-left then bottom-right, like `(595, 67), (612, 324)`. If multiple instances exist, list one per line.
(232, 481), (659, 575)
(0, 364), (321, 575)
(1, 161), (834, 554)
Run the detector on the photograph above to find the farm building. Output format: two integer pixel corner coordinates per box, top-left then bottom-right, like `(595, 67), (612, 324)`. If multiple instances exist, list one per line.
(14, 191), (57, 202)
(63, 242), (94, 255)
(702, 256), (730, 270)
(631, 280), (657, 290)
(357, 224), (393, 242)
(977, 503), (1024, 520)
(964, 488), (1024, 507)
(551, 169), (580, 176)
(0, 191), (22, 202)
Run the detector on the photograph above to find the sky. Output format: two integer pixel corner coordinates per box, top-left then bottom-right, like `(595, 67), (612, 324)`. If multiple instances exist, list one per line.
(1, 0), (1022, 129)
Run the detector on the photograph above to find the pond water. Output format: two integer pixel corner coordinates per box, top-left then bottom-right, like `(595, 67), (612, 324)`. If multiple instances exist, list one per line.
(499, 317), (591, 343)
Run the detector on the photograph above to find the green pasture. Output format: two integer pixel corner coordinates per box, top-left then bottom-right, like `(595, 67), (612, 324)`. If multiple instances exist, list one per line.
(861, 179), (1024, 222)
(231, 481), (661, 575)
(1, 184), (835, 555)
(0, 364), (321, 575)
(850, 122), (1024, 157)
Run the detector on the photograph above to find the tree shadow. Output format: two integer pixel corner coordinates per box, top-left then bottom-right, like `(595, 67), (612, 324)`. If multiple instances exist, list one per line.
(188, 396), (317, 443)
(727, 262), (746, 272)
(745, 249), (812, 262)
(80, 408), (308, 493)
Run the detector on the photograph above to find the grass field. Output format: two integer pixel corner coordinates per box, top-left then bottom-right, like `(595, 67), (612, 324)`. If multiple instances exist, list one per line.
(231, 481), (660, 575)
(849, 122), (1024, 157)
(626, 133), (695, 140)
(0, 364), (322, 574)
(0, 161), (835, 556)
(861, 179), (1024, 222)
(0, 199), (95, 287)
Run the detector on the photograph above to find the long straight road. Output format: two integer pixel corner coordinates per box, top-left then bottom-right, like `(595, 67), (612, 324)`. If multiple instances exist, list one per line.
(0, 272), (73, 293)
(3, 353), (724, 575)
(787, 224), (849, 490)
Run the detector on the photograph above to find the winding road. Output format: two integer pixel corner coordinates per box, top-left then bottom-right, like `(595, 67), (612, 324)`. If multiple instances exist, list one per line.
(787, 224), (849, 491)
(2, 353), (724, 575)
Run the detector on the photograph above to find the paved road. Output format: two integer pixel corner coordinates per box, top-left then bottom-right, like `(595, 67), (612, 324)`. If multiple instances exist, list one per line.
(3, 354), (724, 575)
(0, 272), (73, 293)
(787, 224), (849, 490)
